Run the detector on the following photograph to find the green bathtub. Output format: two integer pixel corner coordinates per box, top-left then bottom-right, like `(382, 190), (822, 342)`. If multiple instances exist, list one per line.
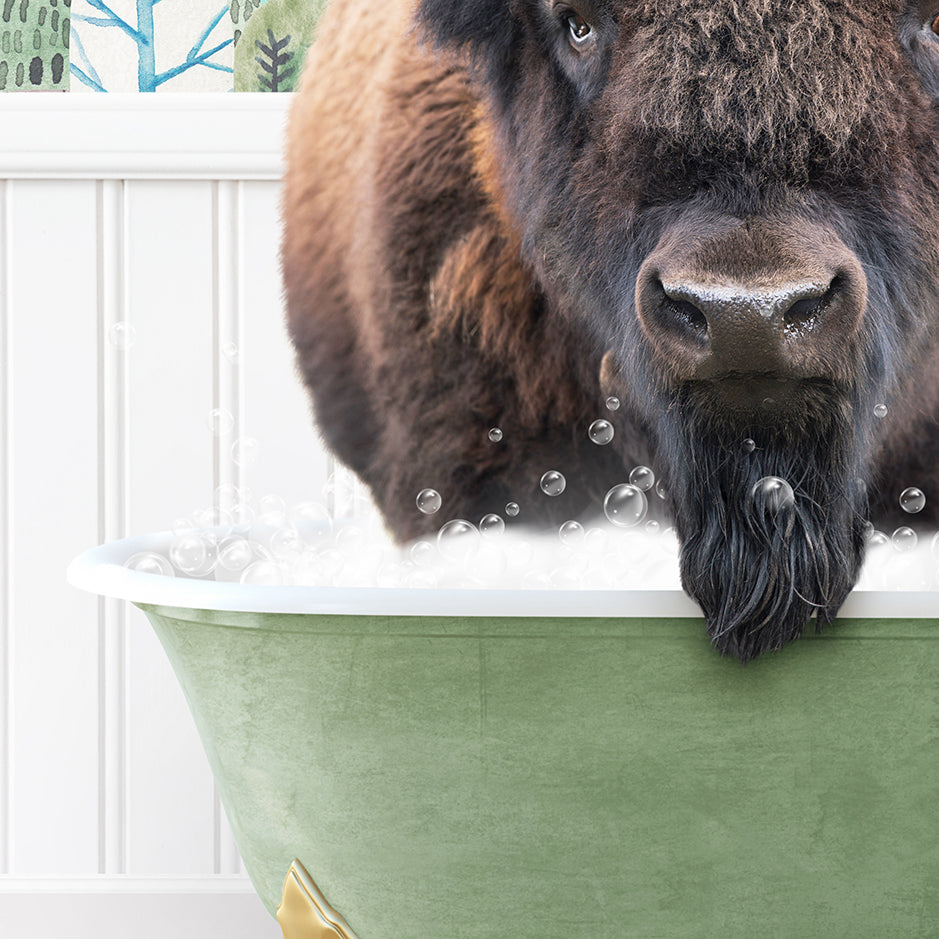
(69, 533), (939, 938)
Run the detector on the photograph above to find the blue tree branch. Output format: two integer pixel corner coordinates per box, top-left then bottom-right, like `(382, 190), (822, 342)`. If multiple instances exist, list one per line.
(70, 64), (109, 93)
(153, 38), (233, 87)
(187, 5), (230, 61)
(84, 0), (146, 43)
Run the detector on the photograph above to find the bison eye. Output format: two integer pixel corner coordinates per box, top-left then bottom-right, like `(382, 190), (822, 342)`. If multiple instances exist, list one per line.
(565, 11), (593, 45)
(933, 12), (939, 34)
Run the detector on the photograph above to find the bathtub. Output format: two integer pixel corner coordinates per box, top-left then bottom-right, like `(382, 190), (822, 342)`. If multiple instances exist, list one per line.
(68, 529), (939, 937)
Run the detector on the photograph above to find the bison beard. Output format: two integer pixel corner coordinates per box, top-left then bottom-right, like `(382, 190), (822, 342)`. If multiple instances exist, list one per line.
(662, 393), (868, 661)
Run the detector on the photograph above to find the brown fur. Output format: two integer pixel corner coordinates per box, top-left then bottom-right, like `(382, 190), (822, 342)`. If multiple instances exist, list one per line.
(283, 0), (939, 659)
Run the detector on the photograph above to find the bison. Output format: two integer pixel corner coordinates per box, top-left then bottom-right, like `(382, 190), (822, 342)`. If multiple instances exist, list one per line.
(282, 0), (939, 660)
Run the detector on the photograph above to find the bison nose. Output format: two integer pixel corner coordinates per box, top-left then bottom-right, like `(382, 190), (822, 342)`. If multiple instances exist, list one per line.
(635, 231), (867, 388)
(655, 276), (843, 376)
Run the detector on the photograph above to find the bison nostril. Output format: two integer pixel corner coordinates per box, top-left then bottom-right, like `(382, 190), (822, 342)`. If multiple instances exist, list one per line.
(668, 297), (708, 334)
(783, 276), (841, 330)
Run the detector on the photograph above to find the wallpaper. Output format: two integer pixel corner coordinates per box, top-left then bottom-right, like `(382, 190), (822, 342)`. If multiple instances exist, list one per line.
(0, 0), (327, 91)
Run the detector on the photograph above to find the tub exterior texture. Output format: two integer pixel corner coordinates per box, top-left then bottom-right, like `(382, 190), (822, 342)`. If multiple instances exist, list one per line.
(140, 603), (939, 937)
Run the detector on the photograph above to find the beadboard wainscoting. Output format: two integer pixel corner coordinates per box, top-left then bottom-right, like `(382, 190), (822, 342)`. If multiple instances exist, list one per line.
(0, 94), (370, 938)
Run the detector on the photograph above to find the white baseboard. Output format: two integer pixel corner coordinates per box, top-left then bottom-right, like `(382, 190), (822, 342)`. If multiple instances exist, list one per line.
(0, 880), (282, 939)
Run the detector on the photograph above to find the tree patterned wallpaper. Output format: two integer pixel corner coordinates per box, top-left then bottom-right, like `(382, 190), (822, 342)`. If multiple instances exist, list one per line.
(0, 0), (327, 91)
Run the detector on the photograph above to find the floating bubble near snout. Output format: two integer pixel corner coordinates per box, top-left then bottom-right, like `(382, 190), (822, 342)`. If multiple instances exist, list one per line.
(540, 471), (566, 497)
(416, 488), (442, 515)
(749, 476), (795, 515)
(603, 484), (648, 528)
(588, 420), (615, 445)
(488, 427), (503, 443)
(900, 487), (926, 514)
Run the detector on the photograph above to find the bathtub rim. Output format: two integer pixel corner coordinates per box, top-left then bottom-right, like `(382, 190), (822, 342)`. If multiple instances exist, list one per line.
(67, 530), (939, 620)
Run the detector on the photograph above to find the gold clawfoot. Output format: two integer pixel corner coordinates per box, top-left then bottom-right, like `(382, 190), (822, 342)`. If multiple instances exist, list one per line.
(277, 859), (359, 939)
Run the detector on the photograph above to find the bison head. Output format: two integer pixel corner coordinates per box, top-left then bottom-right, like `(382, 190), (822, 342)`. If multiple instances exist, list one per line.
(416, 0), (939, 659)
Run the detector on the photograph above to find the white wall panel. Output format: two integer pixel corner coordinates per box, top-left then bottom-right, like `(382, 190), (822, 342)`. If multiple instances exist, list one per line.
(241, 179), (334, 508)
(122, 180), (219, 877)
(8, 181), (101, 874)
(0, 95), (328, 931)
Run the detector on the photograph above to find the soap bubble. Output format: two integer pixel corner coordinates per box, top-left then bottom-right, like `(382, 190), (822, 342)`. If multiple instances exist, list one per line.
(217, 537), (254, 572)
(899, 487), (926, 514)
(124, 551), (174, 576)
(874, 403), (888, 419)
(628, 465), (655, 492)
(540, 470), (566, 497)
(213, 482), (241, 507)
(271, 526), (303, 560)
(645, 520), (660, 535)
(558, 520), (585, 546)
(654, 480), (667, 500)
(892, 527), (918, 552)
(108, 321), (136, 350)
(241, 560), (288, 586)
(410, 540), (436, 567)
(289, 501), (333, 541)
(436, 519), (481, 562)
(231, 436), (260, 467)
(206, 408), (234, 436)
(866, 529), (889, 547)
(416, 488), (442, 514)
(479, 513), (505, 537)
(191, 505), (233, 534)
(605, 396), (620, 411)
(488, 427), (503, 443)
(505, 502), (520, 517)
(588, 419), (615, 445)
(750, 476), (795, 515)
(335, 525), (366, 551)
(229, 502), (255, 526)
(741, 438), (756, 454)
(169, 532), (216, 576)
(172, 516), (196, 536)
(222, 341), (241, 365)
(603, 484), (648, 528)
(258, 493), (287, 521)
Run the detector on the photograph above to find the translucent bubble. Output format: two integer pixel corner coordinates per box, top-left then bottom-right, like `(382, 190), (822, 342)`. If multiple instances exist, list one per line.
(217, 537), (254, 572)
(899, 487), (926, 514)
(645, 520), (660, 535)
(488, 427), (503, 443)
(505, 502), (520, 517)
(750, 476), (795, 515)
(540, 470), (566, 497)
(191, 505), (233, 534)
(479, 513), (505, 536)
(558, 519), (585, 546)
(584, 527), (609, 554)
(866, 529), (889, 548)
(241, 560), (288, 586)
(741, 438), (756, 454)
(436, 519), (481, 562)
(628, 465), (655, 492)
(289, 501), (333, 541)
(271, 526), (303, 560)
(206, 408), (234, 437)
(410, 540), (436, 567)
(603, 484), (648, 528)
(124, 551), (174, 577)
(335, 525), (366, 551)
(229, 502), (255, 526)
(605, 396), (620, 411)
(222, 341), (241, 365)
(654, 480), (667, 500)
(214, 482), (241, 507)
(258, 493), (286, 519)
(108, 321), (136, 350)
(169, 532), (216, 576)
(172, 516), (196, 536)
(588, 419), (615, 445)
(231, 436), (260, 467)
(892, 526), (918, 552)
(416, 488), (442, 515)
(874, 403), (888, 419)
